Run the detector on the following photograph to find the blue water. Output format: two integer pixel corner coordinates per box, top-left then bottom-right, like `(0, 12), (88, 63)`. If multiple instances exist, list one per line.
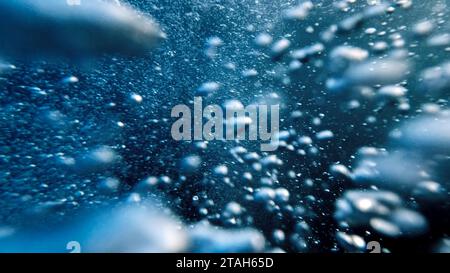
(0, 0), (449, 253)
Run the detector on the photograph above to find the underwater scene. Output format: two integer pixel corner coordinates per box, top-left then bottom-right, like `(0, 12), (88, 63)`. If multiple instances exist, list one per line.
(0, 0), (449, 253)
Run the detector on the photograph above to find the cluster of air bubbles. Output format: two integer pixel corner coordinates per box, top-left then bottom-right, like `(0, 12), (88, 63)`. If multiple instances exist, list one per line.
(196, 81), (221, 96)
(283, 1), (314, 21)
(335, 112), (450, 251)
(0, 0), (165, 58)
(205, 36), (224, 59)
